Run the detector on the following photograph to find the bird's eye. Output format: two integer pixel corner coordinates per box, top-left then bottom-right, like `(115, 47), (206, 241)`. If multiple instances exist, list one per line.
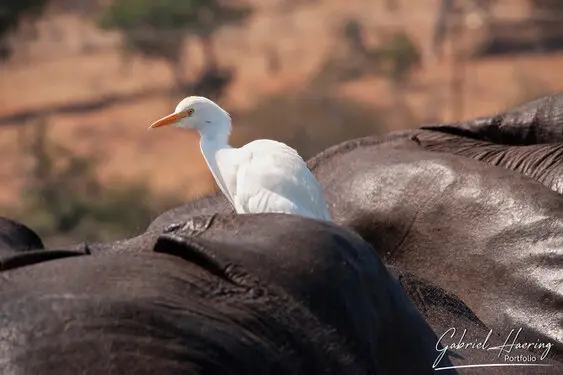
(187, 108), (195, 116)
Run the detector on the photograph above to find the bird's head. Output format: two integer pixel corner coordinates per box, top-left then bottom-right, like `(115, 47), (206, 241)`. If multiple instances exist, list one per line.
(148, 96), (231, 137)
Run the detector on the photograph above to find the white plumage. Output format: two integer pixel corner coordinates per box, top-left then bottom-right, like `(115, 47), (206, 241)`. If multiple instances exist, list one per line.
(149, 96), (332, 222)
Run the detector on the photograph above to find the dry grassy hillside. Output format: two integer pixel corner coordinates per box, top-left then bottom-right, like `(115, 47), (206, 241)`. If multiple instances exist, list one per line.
(2, 0), (563, 244)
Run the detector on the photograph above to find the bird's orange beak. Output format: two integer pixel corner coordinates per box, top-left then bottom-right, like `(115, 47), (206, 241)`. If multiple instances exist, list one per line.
(148, 112), (188, 129)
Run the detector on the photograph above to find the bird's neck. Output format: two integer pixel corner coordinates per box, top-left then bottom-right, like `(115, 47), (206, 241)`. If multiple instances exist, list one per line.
(198, 125), (235, 205)
(198, 121), (232, 155)
(198, 117), (232, 147)
(199, 133), (231, 159)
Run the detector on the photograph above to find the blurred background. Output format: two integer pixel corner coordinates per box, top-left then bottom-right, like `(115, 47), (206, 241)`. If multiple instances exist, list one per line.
(1, 0), (563, 246)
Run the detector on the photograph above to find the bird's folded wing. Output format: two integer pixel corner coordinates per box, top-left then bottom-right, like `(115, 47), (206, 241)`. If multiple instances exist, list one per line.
(234, 141), (330, 220)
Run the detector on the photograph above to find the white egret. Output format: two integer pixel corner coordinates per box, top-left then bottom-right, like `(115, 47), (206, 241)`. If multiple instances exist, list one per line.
(148, 96), (332, 222)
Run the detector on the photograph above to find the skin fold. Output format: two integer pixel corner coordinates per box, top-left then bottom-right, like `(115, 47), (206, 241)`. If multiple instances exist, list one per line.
(422, 93), (563, 145)
(412, 131), (563, 195)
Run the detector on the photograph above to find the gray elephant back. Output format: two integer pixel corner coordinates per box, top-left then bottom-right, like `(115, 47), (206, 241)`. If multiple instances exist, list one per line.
(0, 213), (453, 374)
(310, 134), (563, 364)
(390, 266), (563, 374)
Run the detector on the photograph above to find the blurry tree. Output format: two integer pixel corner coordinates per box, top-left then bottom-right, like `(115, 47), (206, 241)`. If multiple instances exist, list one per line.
(99, 0), (251, 95)
(312, 21), (420, 129)
(430, 0), (453, 62)
(377, 32), (421, 86)
(236, 89), (384, 160)
(529, 0), (563, 52)
(376, 31), (421, 127)
(529, 0), (563, 12)
(20, 119), (98, 234)
(9, 118), (182, 246)
(0, 0), (48, 59)
(344, 19), (370, 57)
(315, 21), (420, 88)
(312, 19), (378, 86)
(432, 0), (496, 62)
